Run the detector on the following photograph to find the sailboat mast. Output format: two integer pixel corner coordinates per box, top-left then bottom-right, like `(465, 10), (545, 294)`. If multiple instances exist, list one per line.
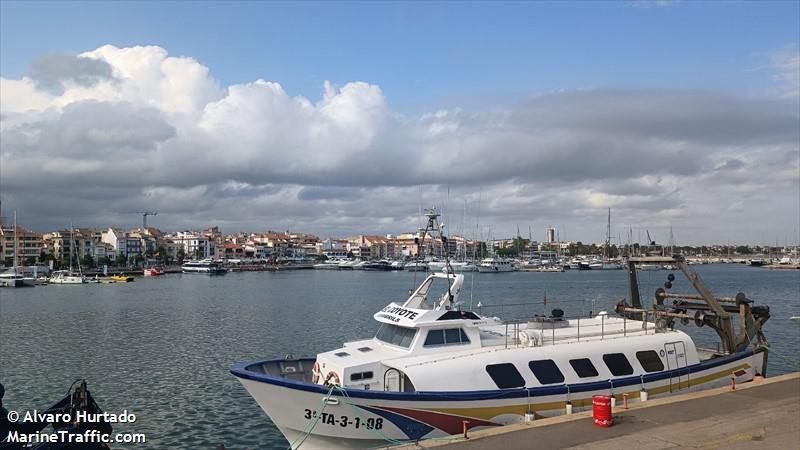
(608, 209), (612, 258)
(70, 221), (75, 273)
(13, 211), (18, 273)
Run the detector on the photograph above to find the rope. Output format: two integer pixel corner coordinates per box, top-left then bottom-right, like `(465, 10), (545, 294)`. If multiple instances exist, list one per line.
(286, 384), (338, 450)
(763, 345), (800, 369)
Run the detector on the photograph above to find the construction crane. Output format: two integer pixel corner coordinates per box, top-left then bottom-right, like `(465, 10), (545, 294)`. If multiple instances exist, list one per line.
(138, 211), (158, 230)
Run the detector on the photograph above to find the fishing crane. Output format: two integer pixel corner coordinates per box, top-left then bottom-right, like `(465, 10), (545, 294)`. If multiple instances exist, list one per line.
(138, 211), (158, 230)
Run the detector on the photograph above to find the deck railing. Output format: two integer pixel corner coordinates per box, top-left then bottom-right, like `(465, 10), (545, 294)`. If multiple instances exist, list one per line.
(493, 310), (662, 349)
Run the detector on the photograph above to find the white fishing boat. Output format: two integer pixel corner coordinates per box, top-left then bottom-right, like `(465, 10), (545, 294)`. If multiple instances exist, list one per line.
(182, 258), (227, 274)
(477, 258), (514, 272)
(232, 212), (771, 450)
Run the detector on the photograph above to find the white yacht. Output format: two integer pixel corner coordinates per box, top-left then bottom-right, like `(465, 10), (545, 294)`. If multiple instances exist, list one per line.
(0, 272), (26, 287)
(403, 261), (428, 272)
(182, 259), (227, 274)
(314, 259), (346, 270)
(49, 270), (86, 284)
(232, 255), (770, 450)
(477, 258), (515, 272)
(425, 261), (447, 272)
(442, 261), (478, 273)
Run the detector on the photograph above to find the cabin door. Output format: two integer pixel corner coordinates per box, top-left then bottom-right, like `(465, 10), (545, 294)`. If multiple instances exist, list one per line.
(384, 368), (403, 392)
(664, 341), (688, 392)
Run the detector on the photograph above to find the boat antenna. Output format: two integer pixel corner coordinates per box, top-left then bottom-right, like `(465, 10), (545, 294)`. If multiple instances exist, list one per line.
(411, 207), (433, 292)
(430, 207), (456, 307)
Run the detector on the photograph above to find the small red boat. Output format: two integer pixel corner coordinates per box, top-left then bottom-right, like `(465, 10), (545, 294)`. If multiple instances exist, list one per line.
(143, 267), (165, 277)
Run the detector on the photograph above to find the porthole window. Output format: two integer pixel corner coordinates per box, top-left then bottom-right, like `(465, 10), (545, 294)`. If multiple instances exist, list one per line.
(528, 360), (565, 384)
(569, 358), (599, 378)
(350, 371), (374, 382)
(486, 363), (525, 389)
(636, 350), (665, 372)
(603, 353), (634, 376)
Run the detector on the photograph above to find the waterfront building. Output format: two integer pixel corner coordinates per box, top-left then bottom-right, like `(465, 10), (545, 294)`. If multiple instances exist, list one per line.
(94, 242), (115, 262)
(0, 224), (44, 264)
(44, 228), (95, 264)
(101, 228), (143, 262)
(170, 231), (212, 259)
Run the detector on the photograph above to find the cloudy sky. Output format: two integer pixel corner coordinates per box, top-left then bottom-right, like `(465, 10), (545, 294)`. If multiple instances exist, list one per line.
(1, 1), (798, 245)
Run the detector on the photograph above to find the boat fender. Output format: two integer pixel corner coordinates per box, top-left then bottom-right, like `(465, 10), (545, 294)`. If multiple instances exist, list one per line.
(312, 362), (321, 384)
(324, 371), (341, 386)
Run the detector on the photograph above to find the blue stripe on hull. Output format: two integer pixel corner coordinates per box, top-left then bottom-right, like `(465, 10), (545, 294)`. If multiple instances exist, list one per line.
(356, 405), (434, 440)
(230, 348), (760, 402)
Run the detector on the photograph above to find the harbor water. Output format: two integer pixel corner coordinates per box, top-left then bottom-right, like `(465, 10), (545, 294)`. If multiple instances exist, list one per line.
(1, 265), (798, 449)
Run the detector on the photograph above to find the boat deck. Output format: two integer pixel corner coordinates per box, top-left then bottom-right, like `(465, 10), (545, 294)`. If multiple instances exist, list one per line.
(478, 314), (666, 348)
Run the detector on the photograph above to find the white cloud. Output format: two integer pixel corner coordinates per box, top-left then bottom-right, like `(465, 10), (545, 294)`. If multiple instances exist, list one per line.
(0, 44), (798, 244)
(766, 44), (800, 98)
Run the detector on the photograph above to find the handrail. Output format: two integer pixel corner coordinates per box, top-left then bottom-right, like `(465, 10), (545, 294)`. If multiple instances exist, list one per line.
(482, 311), (665, 348)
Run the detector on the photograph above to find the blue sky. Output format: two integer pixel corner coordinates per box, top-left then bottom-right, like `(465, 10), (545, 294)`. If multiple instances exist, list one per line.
(0, 1), (798, 243)
(2, 1), (798, 111)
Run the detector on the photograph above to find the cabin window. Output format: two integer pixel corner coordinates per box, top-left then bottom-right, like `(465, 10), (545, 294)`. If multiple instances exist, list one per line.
(350, 371), (374, 382)
(528, 360), (565, 385)
(335, 352), (350, 357)
(424, 328), (471, 347)
(569, 358), (599, 378)
(636, 350), (665, 372)
(486, 363), (525, 389)
(375, 324), (417, 349)
(603, 353), (634, 376)
(357, 347), (373, 352)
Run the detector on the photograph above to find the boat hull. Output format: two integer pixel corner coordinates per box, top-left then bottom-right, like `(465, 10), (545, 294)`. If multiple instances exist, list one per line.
(232, 349), (764, 449)
(477, 266), (514, 272)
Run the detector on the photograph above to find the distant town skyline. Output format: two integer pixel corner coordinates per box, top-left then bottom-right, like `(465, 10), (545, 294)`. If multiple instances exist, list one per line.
(1, 1), (798, 245)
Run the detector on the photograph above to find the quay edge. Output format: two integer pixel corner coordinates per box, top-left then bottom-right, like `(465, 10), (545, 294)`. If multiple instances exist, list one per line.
(386, 371), (800, 450)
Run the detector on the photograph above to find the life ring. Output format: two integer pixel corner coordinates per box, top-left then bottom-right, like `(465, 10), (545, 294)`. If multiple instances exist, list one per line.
(324, 371), (341, 386)
(312, 362), (321, 384)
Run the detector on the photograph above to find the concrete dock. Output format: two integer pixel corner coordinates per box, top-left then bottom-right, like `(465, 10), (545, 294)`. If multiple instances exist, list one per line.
(390, 372), (800, 450)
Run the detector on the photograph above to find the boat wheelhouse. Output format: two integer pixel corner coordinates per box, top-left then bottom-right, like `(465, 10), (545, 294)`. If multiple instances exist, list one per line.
(232, 213), (771, 450)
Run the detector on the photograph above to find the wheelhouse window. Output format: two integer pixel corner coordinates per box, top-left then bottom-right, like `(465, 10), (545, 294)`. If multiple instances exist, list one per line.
(424, 328), (471, 347)
(528, 359), (565, 384)
(603, 353), (634, 376)
(375, 324), (417, 348)
(636, 350), (665, 372)
(569, 358), (599, 378)
(350, 371), (374, 382)
(486, 363), (525, 389)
